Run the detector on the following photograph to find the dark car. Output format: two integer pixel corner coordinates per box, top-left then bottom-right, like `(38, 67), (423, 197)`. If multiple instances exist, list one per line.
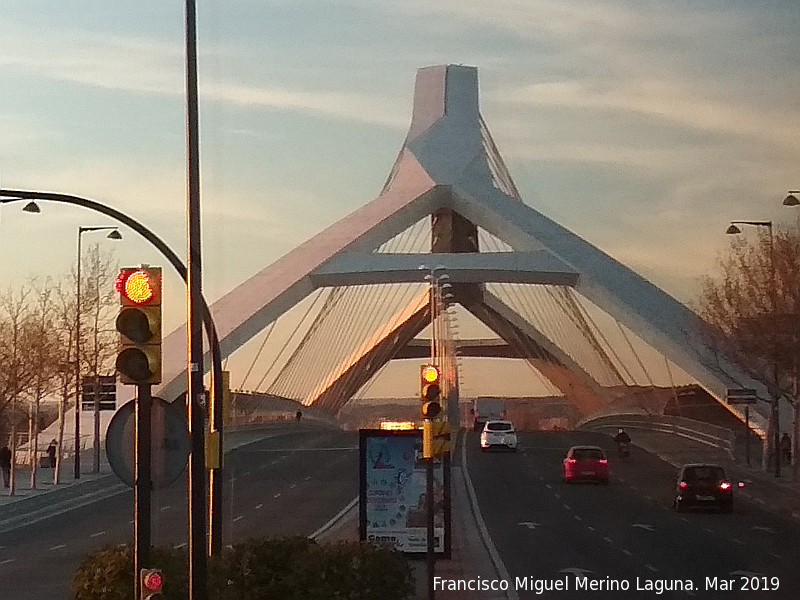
(673, 463), (735, 513)
(562, 445), (609, 484)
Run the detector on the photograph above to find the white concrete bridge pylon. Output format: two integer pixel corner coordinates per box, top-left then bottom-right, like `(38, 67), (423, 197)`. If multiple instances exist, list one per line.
(154, 64), (768, 431)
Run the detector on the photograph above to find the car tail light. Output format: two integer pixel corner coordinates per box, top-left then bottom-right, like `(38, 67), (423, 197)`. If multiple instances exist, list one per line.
(598, 459), (608, 464)
(738, 482), (745, 488)
(719, 481), (731, 491)
(679, 481), (688, 489)
(567, 458), (577, 464)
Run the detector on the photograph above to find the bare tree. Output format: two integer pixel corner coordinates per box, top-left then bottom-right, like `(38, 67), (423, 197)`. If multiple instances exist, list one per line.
(697, 223), (800, 475)
(25, 278), (60, 489)
(0, 286), (32, 495)
(78, 243), (119, 472)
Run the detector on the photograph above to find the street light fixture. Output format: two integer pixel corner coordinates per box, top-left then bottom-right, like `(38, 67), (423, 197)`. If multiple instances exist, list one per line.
(783, 191), (800, 207)
(726, 220), (781, 477)
(76, 225), (122, 478)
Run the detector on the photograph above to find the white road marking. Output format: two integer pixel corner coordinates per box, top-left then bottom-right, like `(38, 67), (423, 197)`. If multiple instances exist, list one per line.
(574, 515), (582, 521)
(645, 564), (659, 572)
(603, 536), (613, 543)
(563, 504), (571, 511)
(273, 493), (281, 498)
(0, 559), (15, 565)
(90, 531), (106, 538)
(49, 544), (67, 551)
(622, 549), (633, 556)
(255, 504), (263, 510)
(233, 515), (244, 522)
(518, 522), (542, 530)
(752, 526), (777, 534)
(632, 523), (655, 532)
(160, 505), (170, 511)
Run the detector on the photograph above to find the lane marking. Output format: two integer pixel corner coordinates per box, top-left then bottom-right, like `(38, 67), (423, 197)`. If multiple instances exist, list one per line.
(90, 531), (106, 538)
(49, 544), (67, 551)
(562, 504), (571, 511)
(255, 504), (263, 510)
(0, 559), (15, 565)
(273, 493), (281, 499)
(603, 536), (613, 543)
(460, 432), (519, 600)
(233, 515), (244, 522)
(622, 549), (633, 556)
(646, 564), (659, 572)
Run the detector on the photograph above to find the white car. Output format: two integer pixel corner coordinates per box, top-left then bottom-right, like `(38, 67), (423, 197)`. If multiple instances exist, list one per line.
(480, 420), (518, 452)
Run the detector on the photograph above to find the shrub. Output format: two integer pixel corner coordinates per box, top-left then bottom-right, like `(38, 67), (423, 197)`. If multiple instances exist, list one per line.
(72, 537), (413, 600)
(71, 544), (187, 600)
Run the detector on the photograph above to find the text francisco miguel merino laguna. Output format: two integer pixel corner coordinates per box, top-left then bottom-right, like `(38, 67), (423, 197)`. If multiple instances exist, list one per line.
(433, 574), (773, 595)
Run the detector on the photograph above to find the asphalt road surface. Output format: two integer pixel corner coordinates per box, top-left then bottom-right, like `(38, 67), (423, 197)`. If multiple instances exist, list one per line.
(0, 424), (358, 600)
(465, 430), (800, 600)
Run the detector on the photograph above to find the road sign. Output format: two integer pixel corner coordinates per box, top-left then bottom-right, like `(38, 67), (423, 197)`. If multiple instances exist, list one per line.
(726, 388), (758, 404)
(106, 397), (190, 489)
(81, 375), (117, 411)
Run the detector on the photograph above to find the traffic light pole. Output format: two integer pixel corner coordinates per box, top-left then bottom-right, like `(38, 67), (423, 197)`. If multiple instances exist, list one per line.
(134, 383), (152, 600)
(426, 454), (436, 600)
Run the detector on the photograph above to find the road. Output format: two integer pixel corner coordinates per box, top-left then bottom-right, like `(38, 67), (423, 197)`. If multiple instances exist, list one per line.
(0, 424), (358, 600)
(466, 430), (800, 600)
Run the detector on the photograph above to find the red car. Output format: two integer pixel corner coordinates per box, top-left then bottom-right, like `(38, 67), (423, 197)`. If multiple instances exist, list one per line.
(563, 445), (609, 484)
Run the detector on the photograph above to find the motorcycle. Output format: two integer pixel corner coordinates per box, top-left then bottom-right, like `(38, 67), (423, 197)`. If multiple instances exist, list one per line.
(616, 441), (630, 459)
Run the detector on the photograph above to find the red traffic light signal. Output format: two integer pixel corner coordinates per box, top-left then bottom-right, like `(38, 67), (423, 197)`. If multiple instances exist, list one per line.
(116, 268), (162, 384)
(140, 568), (163, 599)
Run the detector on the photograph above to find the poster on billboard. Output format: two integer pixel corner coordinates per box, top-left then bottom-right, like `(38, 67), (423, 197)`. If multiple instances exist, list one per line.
(359, 429), (450, 556)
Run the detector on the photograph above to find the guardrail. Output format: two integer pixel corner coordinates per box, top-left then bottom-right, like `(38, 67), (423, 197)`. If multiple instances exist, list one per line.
(580, 413), (737, 461)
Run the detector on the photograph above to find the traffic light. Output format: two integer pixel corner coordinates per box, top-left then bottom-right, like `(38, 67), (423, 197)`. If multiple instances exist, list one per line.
(115, 267), (162, 384)
(140, 568), (163, 599)
(420, 364), (442, 419)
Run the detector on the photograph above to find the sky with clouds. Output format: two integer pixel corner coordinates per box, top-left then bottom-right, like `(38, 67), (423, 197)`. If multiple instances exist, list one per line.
(2, 1), (799, 397)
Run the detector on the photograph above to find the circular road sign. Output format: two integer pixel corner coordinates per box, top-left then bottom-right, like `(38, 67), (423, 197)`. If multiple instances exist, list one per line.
(105, 397), (190, 489)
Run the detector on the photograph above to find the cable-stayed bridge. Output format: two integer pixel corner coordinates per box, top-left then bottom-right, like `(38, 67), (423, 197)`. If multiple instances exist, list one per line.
(153, 64), (769, 435)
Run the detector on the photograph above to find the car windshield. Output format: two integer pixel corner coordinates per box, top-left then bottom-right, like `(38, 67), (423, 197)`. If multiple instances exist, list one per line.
(572, 448), (604, 460)
(487, 422), (513, 432)
(682, 466), (725, 482)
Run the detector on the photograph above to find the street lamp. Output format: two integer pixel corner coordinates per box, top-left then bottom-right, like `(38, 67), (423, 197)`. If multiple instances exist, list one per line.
(783, 191), (800, 480)
(75, 226), (121, 478)
(727, 220), (781, 476)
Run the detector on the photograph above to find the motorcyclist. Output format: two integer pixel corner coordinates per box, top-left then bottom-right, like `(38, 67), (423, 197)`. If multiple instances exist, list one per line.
(614, 428), (631, 457)
(613, 428), (631, 445)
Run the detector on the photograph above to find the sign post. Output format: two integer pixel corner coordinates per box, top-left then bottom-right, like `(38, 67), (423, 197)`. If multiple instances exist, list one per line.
(726, 388), (758, 466)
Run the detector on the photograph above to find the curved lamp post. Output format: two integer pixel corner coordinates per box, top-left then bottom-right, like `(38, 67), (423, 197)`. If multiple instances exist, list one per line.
(727, 220), (781, 476)
(0, 189), (224, 487)
(77, 226), (122, 478)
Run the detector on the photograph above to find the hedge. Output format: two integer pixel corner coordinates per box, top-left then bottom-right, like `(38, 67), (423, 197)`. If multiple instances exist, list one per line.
(71, 537), (414, 600)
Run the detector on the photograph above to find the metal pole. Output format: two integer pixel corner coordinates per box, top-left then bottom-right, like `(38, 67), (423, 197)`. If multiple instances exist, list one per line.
(769, 223), (781, 477)
(745, 405), (750, 466)
(426, 456), (436, 600)
(74, 228), (83, 480)
(185, 0), (208, 597)
(134, 383), (152, 599)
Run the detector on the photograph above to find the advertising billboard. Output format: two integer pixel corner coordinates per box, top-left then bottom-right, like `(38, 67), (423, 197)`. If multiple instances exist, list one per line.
(359, 429), (450, 556)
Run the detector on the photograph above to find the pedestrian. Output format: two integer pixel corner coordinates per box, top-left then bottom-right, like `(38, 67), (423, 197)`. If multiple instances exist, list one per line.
(0, 444), (11, 488)
(780, 433), (791, 464)
(295, 410), (303, 422)
(47, 439), (57, 469)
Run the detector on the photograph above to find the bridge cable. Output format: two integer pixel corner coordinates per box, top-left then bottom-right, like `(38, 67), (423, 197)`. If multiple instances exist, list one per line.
(239, 320), (276, 390)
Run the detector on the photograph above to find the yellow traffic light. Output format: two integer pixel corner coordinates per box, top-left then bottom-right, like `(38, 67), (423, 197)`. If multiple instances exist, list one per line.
(115, 267), (162, 384)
